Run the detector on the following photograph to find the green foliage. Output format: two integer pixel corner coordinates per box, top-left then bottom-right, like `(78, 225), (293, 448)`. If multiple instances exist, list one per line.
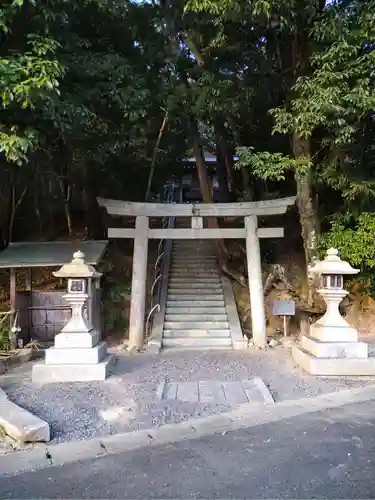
(0, 0), (374, 304)
(320, 212), (375, 294)
(103, 283), (131, 333)
(0, 128), (38, 165)
(320, 213), (375, 269)
(0, 322), (10, 351)
(0, 11), (63, 164)
(236, 146), (311, 181)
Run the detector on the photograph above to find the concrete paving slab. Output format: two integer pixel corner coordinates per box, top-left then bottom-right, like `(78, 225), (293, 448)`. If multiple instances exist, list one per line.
(222, 381), (248, 405)
(199, 380), (226, 404)
(163, 382), (178, 400)
(156, 378), (272, 405)
(177, 381), (198, 403)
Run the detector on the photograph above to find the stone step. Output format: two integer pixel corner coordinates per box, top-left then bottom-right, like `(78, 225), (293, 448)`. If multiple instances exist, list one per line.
(167, 294), (224, 301)
(172, 249), (215, 252)
(173, 244), (214, 247)
(172, 253), (216, 258)
(172, 264), (217, 269)
(171, 261), (217, 266)
(163, 329), (231, 338)
(172, 261), (217, 266)
(170, 272), (219, 276)
(172, 254), (216, 258)
(171, 267), (217, 271)
(173, 252), (214, 254)
(171, 268), (219, 273)
(170, 272), (220, 278)
(169, 278), (222, 284)
(165, 314), (228, 322)
(163, 346), (231, 352)
(164, 321), (230, 329)
(162, 337), (233, 348)
(165, 307), (227, 314)
(166, 300), (225, 307)
(172, 257), (216, 259)
(169, 282), (222, 290)
(168, 288), (223, 294)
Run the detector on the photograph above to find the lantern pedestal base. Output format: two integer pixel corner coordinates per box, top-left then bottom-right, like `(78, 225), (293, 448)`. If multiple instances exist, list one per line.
(32, 329), (114, 383)
(45, 341), (108, 365)
(309, 322), (358, 343)
(32, 354), (115, 383)
(300, 335), (368, 358)
(54, 330), (100, 349)
(292, 344), (375, 376)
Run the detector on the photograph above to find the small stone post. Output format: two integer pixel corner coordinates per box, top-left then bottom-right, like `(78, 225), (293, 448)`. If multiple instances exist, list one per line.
(245, 215), (267, 347)
(129, 215), (149, 349)
(191, 216), (203, 229)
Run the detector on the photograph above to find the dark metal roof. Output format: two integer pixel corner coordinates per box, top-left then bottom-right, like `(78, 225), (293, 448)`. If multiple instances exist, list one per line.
(0, 240), (108, 269)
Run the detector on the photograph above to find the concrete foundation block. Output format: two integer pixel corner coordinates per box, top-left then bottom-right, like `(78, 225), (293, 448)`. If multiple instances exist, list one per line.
(292, 346), (375, 376)
(45, 341), (107, 365)
(233, 340), (248, 350)
(54, 330), (100, 349)
(32, 354), (115, 383)
(300, 336), (368, 359)
(0, 390), (50, 442)
(146, 341), (161, 354)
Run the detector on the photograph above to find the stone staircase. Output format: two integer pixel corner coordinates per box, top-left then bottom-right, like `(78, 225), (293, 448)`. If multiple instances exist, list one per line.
(162, 239), (239, 349)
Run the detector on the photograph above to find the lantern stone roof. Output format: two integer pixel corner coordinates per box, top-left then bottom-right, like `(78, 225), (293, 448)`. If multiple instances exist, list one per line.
(311, 248), (359, 275)
(53, 250), (102, 279)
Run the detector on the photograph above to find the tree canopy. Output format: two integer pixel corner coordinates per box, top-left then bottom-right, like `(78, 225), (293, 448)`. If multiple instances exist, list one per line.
(1, 0), (375, 292)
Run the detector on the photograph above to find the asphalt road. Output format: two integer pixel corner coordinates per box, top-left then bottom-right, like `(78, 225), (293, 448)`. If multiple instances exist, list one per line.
(1, 400), (375, 499)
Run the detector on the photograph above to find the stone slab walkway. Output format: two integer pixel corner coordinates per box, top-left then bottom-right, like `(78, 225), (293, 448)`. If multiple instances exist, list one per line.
(157, 377), (274, 404)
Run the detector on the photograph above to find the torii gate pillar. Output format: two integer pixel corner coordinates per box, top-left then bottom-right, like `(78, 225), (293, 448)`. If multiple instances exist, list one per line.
(129, 215), (149, 349)
(245, 216), (267, 347)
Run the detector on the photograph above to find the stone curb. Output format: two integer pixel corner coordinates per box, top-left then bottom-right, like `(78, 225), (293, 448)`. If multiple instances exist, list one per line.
(1, 384), (375, 477)
(0, 388), (50, 443)
(252, 376), (275, 404)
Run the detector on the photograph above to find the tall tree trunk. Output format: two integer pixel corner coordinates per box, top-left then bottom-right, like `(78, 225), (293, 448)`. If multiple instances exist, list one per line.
(82, 163), (104, 239)
(7, 167), (27, 244)
(192, 131), (228, 270)
(224, 151), (234, 194)
(292, 134), (319, 303)
(241, 168), (254, 200)
(214, 122), (231, 202)
(145, 111), (169, 201)
(289, 7), (323, 304)
(59, 178), (73, 237)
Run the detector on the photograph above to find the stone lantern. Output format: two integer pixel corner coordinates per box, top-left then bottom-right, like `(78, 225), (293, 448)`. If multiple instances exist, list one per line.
(292, 248), (375, 375)
(32, 251), (114, 383)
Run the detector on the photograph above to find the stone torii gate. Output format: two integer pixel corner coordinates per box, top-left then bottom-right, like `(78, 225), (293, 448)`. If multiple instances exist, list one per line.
(98, 196), (296, 349)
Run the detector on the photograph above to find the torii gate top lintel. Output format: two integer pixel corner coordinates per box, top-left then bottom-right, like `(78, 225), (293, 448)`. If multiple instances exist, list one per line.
(97, 196), (296, 217)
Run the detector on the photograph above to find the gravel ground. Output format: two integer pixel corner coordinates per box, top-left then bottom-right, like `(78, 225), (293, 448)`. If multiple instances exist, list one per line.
(1, 346), (374, 447)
